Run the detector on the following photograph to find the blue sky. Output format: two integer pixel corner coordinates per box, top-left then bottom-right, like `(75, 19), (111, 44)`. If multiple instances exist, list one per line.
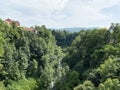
(0, 0), (120, 28)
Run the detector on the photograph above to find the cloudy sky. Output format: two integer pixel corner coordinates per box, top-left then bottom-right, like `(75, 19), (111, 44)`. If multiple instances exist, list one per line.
(0, 0), (120, 28)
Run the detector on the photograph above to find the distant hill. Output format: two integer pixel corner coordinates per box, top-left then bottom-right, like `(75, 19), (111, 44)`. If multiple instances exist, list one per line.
(51, 27), (99, 32)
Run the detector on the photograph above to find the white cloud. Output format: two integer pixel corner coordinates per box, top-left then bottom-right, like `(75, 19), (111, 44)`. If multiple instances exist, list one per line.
(9, 0), (68, 12)
(56, 0), (120, 27)
(87, 0), (120, 9)
(0, 0), (120, 28)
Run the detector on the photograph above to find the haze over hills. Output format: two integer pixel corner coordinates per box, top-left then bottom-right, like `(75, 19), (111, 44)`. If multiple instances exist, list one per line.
(51, 27), (100, 32)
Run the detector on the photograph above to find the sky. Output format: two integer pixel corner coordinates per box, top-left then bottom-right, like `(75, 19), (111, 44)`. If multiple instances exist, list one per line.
(0, 0), (120, 28)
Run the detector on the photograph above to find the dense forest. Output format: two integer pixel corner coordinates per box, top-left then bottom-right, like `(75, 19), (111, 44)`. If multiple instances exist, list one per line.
(0, 19), (120, 90)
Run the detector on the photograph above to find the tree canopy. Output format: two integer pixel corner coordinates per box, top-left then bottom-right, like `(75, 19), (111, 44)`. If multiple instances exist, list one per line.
(0, 19), (120, 90)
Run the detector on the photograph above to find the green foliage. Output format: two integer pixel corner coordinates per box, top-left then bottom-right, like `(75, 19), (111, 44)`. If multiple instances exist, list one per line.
(54, 70), (80, 90)
(0, 19), (65, 90)
(1, 18), (120, 90)
(98, 78), (120, 90)
(74, 81), (95, 90)
(7, 78), (38, 90)
(0, 81), (6, 90)
(74, 78), (120, 90)
(65, 28), (110, 69)
(52, 30), (78, 47)
(0, 34), (5, 57)
(87, 57), (120, 87)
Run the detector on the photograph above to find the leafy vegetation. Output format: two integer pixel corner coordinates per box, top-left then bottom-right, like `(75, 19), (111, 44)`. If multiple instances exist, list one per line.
(0, 19), (120, 90)
(52, 30), (78, 48)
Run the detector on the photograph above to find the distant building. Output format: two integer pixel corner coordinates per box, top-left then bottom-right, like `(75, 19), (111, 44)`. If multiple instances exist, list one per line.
(4, 18), (37, 33)
(5, 18), (12, 25)
(24, 27), (35, 32)
(5, 18), (20, 27)
(24, 27), (38, 33)
(14, 21), (20, 27)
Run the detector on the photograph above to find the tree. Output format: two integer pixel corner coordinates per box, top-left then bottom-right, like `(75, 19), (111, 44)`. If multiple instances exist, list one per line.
(18, 49), (28, 79)
(74, 81), (95, 90)
(98, 78), (120, 90)
(27, 59), (38, 77)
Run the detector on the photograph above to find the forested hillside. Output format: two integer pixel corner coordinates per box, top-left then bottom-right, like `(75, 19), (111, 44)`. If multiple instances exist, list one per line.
(0, 19), (65, 90)
(0, 19), (120, 90)
(52, 30), (78, 47)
